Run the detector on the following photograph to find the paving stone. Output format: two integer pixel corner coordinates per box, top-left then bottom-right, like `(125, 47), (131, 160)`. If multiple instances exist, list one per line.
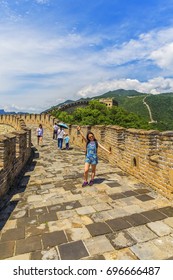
(30, 206), (48, 216)
(141, 209), (167, 222)
(92, 203), (112, 212)
(38, 212), (58, 223)
(90, 211), (112, 223)
(136, 194), (155, 201)
(164, 217), (173, 228)
(66, 227), (91, 241)
(1, 228), (25, 241)
(41, 248), (60, 260)
(48, 204), (63, 212)
(16, 236), (42, 255)
(152, 236), (173, 259)
(130, 241), (168, 259)
(56, 209), (76, 219)
(10, 210), (28, 219)
(107, 231), (136, 249)
(64, 201), (82, 210)
(42, 231), (67, 249)
(123, 190), (138, 197)
(127, 225), (157, 242)
(1, 219), (17, 232)
(25, 223), (48, 238)
(48, 219), (72, 232)
(118, 196), (140, 206)
(58, 240), (89, 260)
(147, 221), (172, 236)
(106, 182), (121, 188)
(76, 206), (96, 215)
(0, 241), (15, 259)
(134, 188), (150, 194)
(27, 195), (43, 203)
(106, 218), (131, 231)
(84, 235), (114, 255)
(30, 251), (43, 260)
(86, 222), (112, 236)
(158, 206), (173, 217)
(123, 204), (145, 215)
(124, 213), (150, 226)
(17, 216), (38, 227)
(109, 193), (126, 200)
(107, 207), (129, 219)
(104, 248), (138, 260)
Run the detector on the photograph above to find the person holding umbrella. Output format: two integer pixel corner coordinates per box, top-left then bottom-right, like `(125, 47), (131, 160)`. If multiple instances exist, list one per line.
(57, 123), (68, 149)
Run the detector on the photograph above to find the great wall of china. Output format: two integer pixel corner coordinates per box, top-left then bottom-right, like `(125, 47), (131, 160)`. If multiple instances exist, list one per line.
(1, 113), (173, 203)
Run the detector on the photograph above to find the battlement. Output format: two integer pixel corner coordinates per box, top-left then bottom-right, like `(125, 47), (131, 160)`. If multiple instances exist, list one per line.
(0, 115), (32, 201)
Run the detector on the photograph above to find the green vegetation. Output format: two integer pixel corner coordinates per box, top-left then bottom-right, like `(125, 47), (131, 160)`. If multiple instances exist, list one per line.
(51, 100), (151, 129)
(145, 94), (173, 131)
(48, 89), (173, 131)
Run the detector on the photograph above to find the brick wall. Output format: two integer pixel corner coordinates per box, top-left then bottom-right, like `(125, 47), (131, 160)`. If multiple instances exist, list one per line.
(0, 116), (32, 201)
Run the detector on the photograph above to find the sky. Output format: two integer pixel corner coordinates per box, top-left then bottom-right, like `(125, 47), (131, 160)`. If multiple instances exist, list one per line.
(1, 0), (173, 113)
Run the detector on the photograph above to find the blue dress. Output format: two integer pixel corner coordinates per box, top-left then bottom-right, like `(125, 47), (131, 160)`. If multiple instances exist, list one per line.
(85, 141), (98, 165)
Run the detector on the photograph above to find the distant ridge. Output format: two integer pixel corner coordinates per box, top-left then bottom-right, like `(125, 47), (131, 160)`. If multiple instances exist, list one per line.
(0, 109), (28, 115)
(95, 89), (146, 98)
(43, 88), (173, 131)
(42, 89), (145, 113)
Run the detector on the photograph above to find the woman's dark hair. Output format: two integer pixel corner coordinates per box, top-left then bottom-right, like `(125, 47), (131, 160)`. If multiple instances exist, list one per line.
(86, 131), (98, 151)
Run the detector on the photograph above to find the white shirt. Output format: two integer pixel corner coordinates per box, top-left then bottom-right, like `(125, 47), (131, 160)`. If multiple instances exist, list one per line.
(57, 129), (65, 139)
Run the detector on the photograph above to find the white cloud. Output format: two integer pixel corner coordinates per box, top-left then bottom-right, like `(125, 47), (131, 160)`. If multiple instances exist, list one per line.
(97, 27), (173, 69)
(1, 20), (173, 112)
(35, 0), (49, 4)
(77, 77), (173, 98)
(150, 43), (173, 69)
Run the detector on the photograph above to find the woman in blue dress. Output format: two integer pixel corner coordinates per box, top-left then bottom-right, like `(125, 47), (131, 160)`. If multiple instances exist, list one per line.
(77, 126), (111, 187)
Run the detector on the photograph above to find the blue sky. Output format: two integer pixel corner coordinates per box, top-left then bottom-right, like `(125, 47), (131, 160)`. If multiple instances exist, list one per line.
(1, 0), (173, 113)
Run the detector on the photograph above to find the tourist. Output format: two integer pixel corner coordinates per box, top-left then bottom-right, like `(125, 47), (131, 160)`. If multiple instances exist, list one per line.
(77, 126), (111, 187)
(53, 122), (58, 139)
(57, 126), (65, 149)
(36, 124), (43, 146)
(64, 133), (70, 150)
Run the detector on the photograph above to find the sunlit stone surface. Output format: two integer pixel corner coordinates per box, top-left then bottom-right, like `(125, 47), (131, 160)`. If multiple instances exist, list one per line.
(0, 124), (15, 135)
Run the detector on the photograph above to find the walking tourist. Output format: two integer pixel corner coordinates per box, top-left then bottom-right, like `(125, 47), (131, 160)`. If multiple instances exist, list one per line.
(36, 124), (43, 146)
(64, 133), (70, 150)
(57, 126), (65, 149)
(77, 126), (111, 187)
(53, 122), (58, 139)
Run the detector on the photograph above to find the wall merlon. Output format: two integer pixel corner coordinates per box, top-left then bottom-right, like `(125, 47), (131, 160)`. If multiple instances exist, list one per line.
(0, 115), (32, 203)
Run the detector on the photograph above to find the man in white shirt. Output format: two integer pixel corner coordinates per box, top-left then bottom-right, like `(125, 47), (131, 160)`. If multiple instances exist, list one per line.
(57, 127), (65, 149)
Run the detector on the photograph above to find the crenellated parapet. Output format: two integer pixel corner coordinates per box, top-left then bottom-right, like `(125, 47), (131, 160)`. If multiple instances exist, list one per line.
(16, 113), (58, 130)
(0, 115), (32, 202)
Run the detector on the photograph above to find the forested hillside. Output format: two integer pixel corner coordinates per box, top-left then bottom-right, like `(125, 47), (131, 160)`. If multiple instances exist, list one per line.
(48, 89), (173, 131)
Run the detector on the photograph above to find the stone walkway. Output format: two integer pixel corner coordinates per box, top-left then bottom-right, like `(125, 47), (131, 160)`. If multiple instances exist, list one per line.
(0, 125), (173, 260)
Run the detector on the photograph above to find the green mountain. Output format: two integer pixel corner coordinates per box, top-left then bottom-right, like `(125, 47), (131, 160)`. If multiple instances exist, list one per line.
(93, 90), (173, 130)
(46, 89), (173, 131)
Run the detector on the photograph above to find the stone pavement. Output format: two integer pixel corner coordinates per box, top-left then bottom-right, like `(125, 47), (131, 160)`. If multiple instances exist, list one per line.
(1, 125), (173, 260)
